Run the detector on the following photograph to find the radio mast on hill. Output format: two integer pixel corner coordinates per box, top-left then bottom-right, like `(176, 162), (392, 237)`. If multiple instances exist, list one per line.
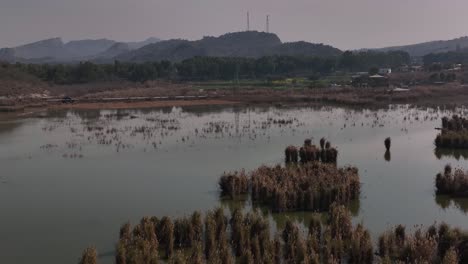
(266, 15), (270, 33)
(247, 12), (250, 31)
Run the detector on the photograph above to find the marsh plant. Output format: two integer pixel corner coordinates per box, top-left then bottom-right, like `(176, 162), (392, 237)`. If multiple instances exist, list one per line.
(82, 204), (468, 264)
(218, 170), (249, 198)
(378, 223), (468, 263)
(436, 116), (468, 149)
(285, 138), (338, 164)
(384, 137), (391, 151)
(436, 164), (468, 197)
(220, 162), (360, 212)
(79, 247), (98, 264)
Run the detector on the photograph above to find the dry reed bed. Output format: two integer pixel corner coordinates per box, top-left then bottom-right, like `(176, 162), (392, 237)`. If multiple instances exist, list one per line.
(436, 116), (468, 149)
(378, 223), (468, 263)
(436, 164), (468, 197)
(220, 162), (360, 212)
(79, 204), (468, 264)
(80, 204), (376, 264)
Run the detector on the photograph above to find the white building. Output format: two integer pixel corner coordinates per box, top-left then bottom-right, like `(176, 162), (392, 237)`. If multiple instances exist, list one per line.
(378, 68), (392, 75)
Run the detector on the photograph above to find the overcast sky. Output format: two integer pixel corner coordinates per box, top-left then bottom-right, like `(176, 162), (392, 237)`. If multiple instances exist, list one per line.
(1, 0), (467, 50)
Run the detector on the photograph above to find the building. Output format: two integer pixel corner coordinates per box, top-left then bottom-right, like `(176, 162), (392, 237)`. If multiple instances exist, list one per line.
(378, 68), (392, 75)
(352, 74), (389, 88)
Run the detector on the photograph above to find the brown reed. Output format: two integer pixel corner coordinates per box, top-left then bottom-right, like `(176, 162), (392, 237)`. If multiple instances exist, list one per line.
(79, 247), (98, 264)
(248, 163), (360, 212)
(436, 164), (468, 197)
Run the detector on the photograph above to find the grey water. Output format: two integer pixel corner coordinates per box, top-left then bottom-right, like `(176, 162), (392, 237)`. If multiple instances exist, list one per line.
(1, 105), (468, 264)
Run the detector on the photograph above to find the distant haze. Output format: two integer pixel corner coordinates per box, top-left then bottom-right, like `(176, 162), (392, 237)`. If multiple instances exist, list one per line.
(1, 0), (468, 50)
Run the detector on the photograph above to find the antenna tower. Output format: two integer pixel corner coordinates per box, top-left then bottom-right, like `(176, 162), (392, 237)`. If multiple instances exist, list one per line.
(247, 12), (250, 31)
(266, 15), (270, 33)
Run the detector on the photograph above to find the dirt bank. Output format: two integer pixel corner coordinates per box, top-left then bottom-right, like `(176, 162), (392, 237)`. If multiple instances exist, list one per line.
(47, 99), (240, 110)
(6, 81), (468, 113)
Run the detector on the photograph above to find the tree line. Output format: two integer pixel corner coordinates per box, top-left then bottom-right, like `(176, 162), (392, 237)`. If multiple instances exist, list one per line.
(0, 51), (410, 84)
(424, 50), (468, 66)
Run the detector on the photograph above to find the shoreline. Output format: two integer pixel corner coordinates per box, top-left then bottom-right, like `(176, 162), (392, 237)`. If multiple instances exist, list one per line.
(4, 83), (468, 115)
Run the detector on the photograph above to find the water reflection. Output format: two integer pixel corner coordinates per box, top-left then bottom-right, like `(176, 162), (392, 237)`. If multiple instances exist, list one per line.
(4, 104), (468, 264)
(384, 150), (391, 162)
(434, 148), (468, 160)
(435, 195), (468, 213)
(219, 195), (360, 231)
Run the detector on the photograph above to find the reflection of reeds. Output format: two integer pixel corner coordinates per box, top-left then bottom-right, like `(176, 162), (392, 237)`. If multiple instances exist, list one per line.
(435, 194), (468, 213)
(384, 150), (391, 162)
(435, 147), (468, 160)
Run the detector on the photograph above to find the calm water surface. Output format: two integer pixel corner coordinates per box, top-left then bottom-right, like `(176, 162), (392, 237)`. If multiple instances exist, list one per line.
(1, 105), (468, 264)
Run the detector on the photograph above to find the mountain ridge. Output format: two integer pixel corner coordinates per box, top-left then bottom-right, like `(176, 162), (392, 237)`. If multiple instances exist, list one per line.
(374, 36), (468, 57)
(0, 37), (161, 63)
(114, 31), (342, 63)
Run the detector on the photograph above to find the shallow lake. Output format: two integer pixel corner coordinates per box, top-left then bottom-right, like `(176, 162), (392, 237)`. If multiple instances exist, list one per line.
(1, 104), (468, 264)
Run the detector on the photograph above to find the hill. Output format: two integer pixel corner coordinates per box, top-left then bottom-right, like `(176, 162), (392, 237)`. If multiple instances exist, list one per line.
(0, 37), (161, 63)
(115, 31), (342, 62)
(375, 36), (468, 57)
(64, 39), (116, 58)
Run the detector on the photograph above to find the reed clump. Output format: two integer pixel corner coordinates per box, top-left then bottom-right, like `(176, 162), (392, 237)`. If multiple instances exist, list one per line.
(285, 138), (338, 164)
(221, 162), (360, 212)
(378, 223), (468, 263)
(442, 115), (468, 131)
(116, 217), (159, 264)
(436, 164), (468, 197)
(436, 116), (468, 149)
(385, 137), (391, 151)
(79, 247), (98, 264)
(285, 145), (299, 163)
(248, 163), (360, 212)
(98, 205), (468, 264)
(219, 170), (249, 197)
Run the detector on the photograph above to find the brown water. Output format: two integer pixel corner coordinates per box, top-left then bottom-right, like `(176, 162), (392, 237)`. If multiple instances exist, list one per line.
(1, 105), (468, 264)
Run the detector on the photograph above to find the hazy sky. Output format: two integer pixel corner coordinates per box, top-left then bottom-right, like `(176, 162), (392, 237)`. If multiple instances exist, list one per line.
(1, 0), (468, 50)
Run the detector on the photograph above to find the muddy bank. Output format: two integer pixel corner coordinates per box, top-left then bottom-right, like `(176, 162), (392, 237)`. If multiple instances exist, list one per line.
(47, 99), (240, 110)
(5, 82), (468, 113)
